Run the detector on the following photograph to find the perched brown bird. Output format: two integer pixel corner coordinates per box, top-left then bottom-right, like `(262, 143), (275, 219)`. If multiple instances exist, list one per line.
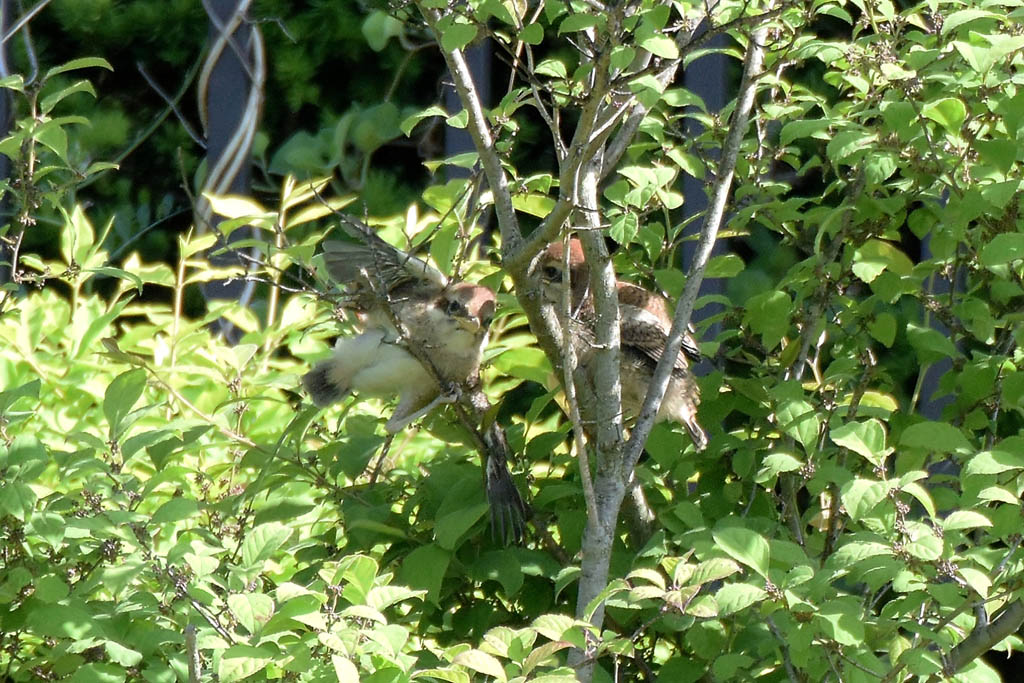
(303, 232), (496, 433)
(536, 238), (708, 450)
(303, 219), (528, 541)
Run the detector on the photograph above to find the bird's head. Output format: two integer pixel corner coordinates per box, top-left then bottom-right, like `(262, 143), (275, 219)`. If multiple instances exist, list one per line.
(442, 282), (497, 334)
(536, 238), (589, 310)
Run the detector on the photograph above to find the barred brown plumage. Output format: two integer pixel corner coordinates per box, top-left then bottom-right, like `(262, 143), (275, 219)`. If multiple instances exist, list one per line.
(536, 238), (708, 451)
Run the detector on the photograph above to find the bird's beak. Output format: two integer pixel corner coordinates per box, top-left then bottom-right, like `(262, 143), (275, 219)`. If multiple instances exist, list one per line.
(455, 315), (483, 332)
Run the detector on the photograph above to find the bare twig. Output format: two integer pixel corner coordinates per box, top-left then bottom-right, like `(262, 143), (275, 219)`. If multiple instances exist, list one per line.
(624, 22), (770, 472)
(185, 624), (201, 683)
(417, 4), (524, 256)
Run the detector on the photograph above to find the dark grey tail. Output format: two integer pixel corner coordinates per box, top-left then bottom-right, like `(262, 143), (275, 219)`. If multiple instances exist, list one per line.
(302, 362), (346, 407)
(482, 421), (530, 544)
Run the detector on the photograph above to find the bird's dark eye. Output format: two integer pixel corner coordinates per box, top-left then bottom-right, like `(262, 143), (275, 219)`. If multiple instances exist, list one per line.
(542, 265), (562, 281)
(446, 299), (465, 316)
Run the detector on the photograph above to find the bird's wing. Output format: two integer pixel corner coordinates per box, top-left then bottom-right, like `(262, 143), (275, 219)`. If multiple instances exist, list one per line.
(321, 216), (448, 293)
(621, 307), (692, 374)
(616, 282), (702, 362)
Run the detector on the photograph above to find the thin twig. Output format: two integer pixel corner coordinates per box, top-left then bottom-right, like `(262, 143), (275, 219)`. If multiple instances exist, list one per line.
(625, 23), (770, 471)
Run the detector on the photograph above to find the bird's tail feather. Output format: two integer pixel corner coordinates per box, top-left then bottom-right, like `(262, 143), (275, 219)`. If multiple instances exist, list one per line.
(302, 362), (347, 407)
(482, 422), (530, 544)
(685, 418), (708, 452)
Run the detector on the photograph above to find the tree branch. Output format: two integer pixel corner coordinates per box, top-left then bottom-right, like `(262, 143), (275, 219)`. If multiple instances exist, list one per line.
(624, 23), (769, 471)
(417, 5), (523, 256)
(936, 600), (1024, 680)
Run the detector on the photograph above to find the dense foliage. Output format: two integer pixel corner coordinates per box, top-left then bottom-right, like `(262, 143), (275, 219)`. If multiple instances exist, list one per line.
(2, 0), (1024, 681)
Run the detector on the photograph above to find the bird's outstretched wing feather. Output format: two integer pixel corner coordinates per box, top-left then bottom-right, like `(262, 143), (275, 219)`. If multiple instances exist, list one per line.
(321, 216), (447, 292)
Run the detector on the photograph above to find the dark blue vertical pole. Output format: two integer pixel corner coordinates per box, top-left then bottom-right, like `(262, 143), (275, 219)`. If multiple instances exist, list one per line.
(445, 42), (491, 181)
(681, 33), (729, 350)
(202, 0), (258, 341)
(0, 0), (15, 284)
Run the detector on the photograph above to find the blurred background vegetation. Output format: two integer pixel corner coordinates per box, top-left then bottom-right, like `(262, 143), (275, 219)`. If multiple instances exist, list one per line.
(18, 0), (445, 272)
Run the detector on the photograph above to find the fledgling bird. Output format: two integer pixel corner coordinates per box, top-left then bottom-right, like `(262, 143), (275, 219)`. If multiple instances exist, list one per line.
(536, 238), (708, 450)
(302, 229), (496, 434)
(302, 220), (529, 542)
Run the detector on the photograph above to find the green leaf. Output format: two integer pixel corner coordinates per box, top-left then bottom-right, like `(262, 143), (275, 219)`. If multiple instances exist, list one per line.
(28, 602), (97, 639)
(780, 119), (831, 146)
(715, 583), (767, 615)
(743, 290), (791, 351)
(755, 452), (802, 482)
(840, 478), (889, 521)
(28, 512), (65, 548)
(901, 481), (937, 518)
(396, 543), (450, 605)
(828, 541), (891, 570)
(535, 59), (567, 79)
(332, 656), (360, 683)
(435, 502), (488, 550)
(34, 574), (70, 602)
(942, 510), (992, 531)
(940, 9), (1001, 35)
(472, 551), (524, 597)
(532, 614), (575, 641)
(559, 13), (601, 34)
(964, 445), (1024, 475)
(103, 368), (147, 439)
(0, 379), (40, 415)
(688, 558), (742, 586)
(638, 32), (678, 59)
(203, 193), (272, 222)
(228, 593), (275, 635)
(441, 21), (478, 52)
(610, 45), (636, 72)
(777, 399), (820, 452)
(151, 497), (200, 525)
(241, 522), (292, 569)
(869, 312), (897, 347)
(362, 10), (404, 51)
(553, 566), (580, 601)
(830, 419), (888, 466)
(512, 192), (556, 218)
(852, 239), (913, 283)
(922, 97), (966, 133)
(0, 74), (24, 91)
(102, 640), (143, 667)
(0, 481), (36, 521)
(899, 421), (972, 454)
(43, 57), (113, 80)
(980, 233), (1024, 267)
(453, 650), (508, 681)
(628, 74), (666, 109)
(40, 79), (96, 115)
(69, 663), (126, 683)
(712, 526), (770, 578)
(705, 254), (745, 278)
(827, 129), (875, 164)
(906, 323), (960, 364)
(218, 645), (275, 683)
(609, 211), (639, 244)
(904, 521), (942, 560)
(519, 23), (544, 45)
(491, 345), (552, 385)
(815, 598), (865, 646)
